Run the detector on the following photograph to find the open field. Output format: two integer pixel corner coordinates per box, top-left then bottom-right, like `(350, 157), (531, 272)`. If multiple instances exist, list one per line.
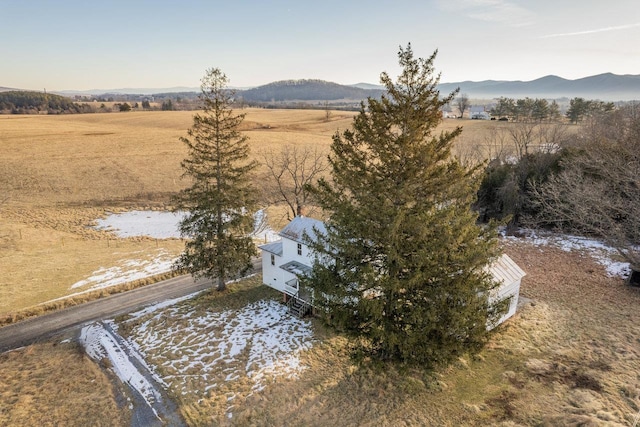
(0, 109), (520, 314)
(0, 341), (130, 426)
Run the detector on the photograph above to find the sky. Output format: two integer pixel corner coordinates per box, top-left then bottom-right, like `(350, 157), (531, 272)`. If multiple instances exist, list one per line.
(1, 0), (639, 91)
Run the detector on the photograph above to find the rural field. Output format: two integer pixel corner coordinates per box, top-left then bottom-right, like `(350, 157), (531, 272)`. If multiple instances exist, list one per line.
(0, 109), (506, 316)
(3, 109), (629, 427)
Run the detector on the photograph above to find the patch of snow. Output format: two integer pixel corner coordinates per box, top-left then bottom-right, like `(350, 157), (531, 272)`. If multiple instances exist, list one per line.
(252, 209), (280, 243)
(95, 211), (186, 239)
(70, 250), (175, 290)
(95, 209), (279, 241)
(79, 323), (162, 420)
(503, 229), (632, 279)
(125, 292), (202, 322)
(126, 299), (314, 400)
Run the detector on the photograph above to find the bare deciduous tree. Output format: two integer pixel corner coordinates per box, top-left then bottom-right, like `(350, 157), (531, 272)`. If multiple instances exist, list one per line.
(261, 145), (329, 220)
(530, 106), (640, 272)
(322, 101), (332, 122)
(455, 93), (469, 118)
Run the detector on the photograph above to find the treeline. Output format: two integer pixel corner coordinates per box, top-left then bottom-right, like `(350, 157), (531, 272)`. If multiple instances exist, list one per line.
(489, 96), (616, 123)
(474, 103), (639, 275)
(490, 97), (562, 122)
(0, 91), (93, 114)
(565, 97), (615, 123)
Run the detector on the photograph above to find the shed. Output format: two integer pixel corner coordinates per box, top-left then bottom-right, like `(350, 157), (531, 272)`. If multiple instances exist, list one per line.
(488, 254), (526, 325)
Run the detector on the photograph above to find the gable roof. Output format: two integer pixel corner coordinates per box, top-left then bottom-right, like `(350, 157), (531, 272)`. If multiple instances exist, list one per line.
(488, 254), (526, 285)
(279, 216), (326, 244)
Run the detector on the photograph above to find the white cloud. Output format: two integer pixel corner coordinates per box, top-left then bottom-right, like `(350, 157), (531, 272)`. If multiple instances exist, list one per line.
(436, 0), (535, 27)
(540, 22), (640, 38)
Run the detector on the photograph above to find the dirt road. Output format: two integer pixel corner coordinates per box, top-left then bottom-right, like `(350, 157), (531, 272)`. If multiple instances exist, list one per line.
(0, 259), (261, 353)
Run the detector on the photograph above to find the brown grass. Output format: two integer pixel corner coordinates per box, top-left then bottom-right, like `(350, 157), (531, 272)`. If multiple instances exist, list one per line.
(0, 109), (507, 314)
(0, 341), (130, 426)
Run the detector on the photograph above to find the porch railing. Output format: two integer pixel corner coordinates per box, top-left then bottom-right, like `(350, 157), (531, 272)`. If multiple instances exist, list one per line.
(284, 278), (299, 297)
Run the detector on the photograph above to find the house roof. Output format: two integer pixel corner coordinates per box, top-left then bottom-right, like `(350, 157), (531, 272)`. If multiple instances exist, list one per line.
(279, 216), (326, 244)
(488, 254), (526, 285)
(280, 260), (312, 276)
(259, 241), (283, 256)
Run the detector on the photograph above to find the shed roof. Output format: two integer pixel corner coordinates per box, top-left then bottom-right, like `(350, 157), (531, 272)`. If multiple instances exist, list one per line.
(488, 254), (526, 285)
(279, 216), (326, 244)
(259, 241), (283, 256)
(280, 260), (313, 276)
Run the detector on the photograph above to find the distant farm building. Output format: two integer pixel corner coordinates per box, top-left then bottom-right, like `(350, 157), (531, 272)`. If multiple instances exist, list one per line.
(470, 106), (491, 120)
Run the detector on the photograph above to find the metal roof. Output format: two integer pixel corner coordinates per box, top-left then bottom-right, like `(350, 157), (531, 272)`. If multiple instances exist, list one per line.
(259, 241), (283, 256)
(488, 254), (526, 285)
(280, 260), (313, 276)
(279, 216), (326, 244)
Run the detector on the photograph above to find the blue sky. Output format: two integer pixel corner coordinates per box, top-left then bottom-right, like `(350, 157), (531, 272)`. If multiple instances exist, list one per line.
(2, 0), (639, 91)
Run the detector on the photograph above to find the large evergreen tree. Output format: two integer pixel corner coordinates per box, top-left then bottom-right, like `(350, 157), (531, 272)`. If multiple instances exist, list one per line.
(174, 68), (258, 292)
(306, 45), (504, 368)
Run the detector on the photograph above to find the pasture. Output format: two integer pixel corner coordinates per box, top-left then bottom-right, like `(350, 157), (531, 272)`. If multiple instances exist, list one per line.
(1, 109), (638, 426)
(0, 110), (504, 314)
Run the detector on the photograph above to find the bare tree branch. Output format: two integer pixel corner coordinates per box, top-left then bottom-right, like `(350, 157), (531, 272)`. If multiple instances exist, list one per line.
(260, 145), (329, 220)
(530, 106), (640, 271)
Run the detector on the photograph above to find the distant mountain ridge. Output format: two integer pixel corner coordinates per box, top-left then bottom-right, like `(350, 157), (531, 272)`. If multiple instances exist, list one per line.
(238, 79), (384, 102)
(437, 73), (640, 101)
(5, 73), (640, 101)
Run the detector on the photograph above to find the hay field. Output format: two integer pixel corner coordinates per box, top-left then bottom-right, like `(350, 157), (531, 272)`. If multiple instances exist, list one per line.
(0, 341), (130, 426)
(0, 109), (506, 315)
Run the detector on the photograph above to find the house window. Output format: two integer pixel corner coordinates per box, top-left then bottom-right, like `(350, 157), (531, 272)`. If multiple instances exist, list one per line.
(270, 254), (275, 266)
(297, 243), (302, 256)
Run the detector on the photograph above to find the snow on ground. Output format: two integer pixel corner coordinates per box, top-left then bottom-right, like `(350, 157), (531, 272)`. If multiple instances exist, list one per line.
(69, 209), (279, 298)
(69, 249), (175, 291)
(125, 299), (314, 399)
(80, 296), (315, 419)
(503, 229), (631, 278)
(95, 209), (280, 242)
(95, 211), (186, 239)
(80, 322), (163, 420)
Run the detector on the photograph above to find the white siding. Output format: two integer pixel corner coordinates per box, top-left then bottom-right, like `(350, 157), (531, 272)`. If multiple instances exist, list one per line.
(488, 254), (526, 326)
(260, 238), (309, 295)
(281, 238), (315, 267)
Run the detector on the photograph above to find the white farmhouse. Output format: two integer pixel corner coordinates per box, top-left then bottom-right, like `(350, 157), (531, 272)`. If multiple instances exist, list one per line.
(259, 216), (326, 316)
(260, 216), (525, 325)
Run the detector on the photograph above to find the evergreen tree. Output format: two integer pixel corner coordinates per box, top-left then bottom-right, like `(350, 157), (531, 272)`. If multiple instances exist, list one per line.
(174, 68), (258, 292)
(306, 45), (503, 368)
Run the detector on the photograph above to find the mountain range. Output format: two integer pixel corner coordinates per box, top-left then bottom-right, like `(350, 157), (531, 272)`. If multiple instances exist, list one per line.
(437, 73), (640, 101)
(3, 73), (640, 101)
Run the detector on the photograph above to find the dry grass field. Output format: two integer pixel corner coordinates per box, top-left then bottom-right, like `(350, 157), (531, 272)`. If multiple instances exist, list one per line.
(1, 109), (637, 425)
(3, 241), (638, 426)
(0, 341), (130, 426)
(0, 110), (505, 315)
(0, 109), (356, 314)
